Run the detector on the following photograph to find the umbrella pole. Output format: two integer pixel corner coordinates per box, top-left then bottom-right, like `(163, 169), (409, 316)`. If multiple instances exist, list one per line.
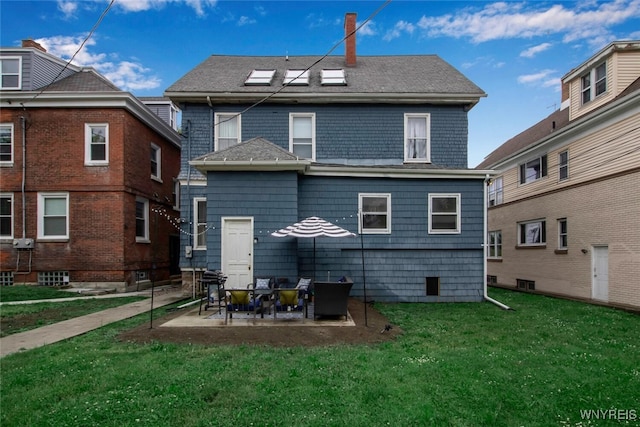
(360, 231), (368, 327)
(313, 238), (316, 281)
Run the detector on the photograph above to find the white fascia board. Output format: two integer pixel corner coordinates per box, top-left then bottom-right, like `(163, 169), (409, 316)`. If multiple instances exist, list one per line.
(562, 41), (640, 82)
(306, 164), (494, 179)
(165, 91), (485, 106)
(190, 159), (310, 173)
(0, 91), (181, 147)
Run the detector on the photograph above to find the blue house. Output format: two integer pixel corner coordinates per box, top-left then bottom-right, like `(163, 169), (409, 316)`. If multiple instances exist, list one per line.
(165, 13), (491, 302)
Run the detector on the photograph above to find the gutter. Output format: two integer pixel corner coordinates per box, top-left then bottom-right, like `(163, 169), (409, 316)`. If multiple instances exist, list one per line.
(483, 174), (511, 310)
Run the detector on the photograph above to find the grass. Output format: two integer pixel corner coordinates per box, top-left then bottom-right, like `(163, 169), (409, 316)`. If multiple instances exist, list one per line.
(0, 285), (93, 302)
(1, 288), (638, 427)
(0, 297), (146, 337)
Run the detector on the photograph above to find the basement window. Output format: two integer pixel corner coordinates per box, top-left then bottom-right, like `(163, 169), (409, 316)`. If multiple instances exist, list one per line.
(426, 277), (440, 296)
(245, 69), (276, 86)
(516, 279), (535, 291)
(38, 271), (69, 287)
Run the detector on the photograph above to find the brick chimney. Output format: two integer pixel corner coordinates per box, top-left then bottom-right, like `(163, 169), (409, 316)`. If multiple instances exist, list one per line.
(344, 12), (357, 67)
(22, 39), (46, 52)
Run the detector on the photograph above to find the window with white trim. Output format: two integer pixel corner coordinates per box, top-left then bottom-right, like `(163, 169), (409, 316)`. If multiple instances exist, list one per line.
(0, 123), (13, 165)
(172, 180), (180, 210)
(519, 154), (547, 184)
(1, 57), (21, 89)
(518, 219), (546, 246)
(488, 230), (502, 258)
(289, 113), (315, 160)
(559, 150), (569, 181)
(404, 113), (430, 162)
(581, 62), (606, 104)
(150, 143), (161, 181)
(558, 218), (567, 250)
(84, 124), (108, 165)
(135, 197), (149, 242)
(0, 193), (13, 239)
(194, 197), (207, 249)
(38, 193), (69, 239)
(359, 193), (391, 234)
(215, 113), (241, 151)
(488, 177), (503, 206)
(429, 194), (460, 234)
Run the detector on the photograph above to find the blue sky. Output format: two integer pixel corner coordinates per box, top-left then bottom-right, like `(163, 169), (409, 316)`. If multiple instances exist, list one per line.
(2, 0), (640, 167)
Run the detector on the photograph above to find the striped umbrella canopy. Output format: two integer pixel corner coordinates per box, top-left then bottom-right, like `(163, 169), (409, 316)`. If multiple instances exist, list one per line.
(271, 216), (356, 239)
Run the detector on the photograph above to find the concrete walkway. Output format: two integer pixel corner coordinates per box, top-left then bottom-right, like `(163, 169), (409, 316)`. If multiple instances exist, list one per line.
(0, 287), (186, 358)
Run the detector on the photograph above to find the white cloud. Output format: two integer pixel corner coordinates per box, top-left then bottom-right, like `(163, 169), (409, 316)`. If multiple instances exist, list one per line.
(35, 35), (161, 92)
(57, 1), (78, 19)
(517, 69), (557, 86)
(520, 42), (552, 58)
(113, 0), (218, 17)
(237, 15), (256, 26)
(383, 20), (415, 41)
(415, 0), (640, 44)
(357, 20), (377, 37)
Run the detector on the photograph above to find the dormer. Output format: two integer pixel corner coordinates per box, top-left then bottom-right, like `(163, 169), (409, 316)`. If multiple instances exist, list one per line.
(562, 41), (640, 121)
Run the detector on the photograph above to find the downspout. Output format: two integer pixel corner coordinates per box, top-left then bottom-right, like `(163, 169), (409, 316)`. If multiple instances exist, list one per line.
(483, 174), (511, 310)
(15, 116), (32, 276)
(185, 119), (195, 299)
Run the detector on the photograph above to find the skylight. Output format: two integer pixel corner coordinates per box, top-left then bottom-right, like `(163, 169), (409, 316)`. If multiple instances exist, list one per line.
(245, 69), (276, 86)
(284, 69), (309, 85)
(321, 69), (346, 85)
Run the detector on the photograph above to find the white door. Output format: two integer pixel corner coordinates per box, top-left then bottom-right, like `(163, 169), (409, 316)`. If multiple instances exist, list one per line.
(221, 217), (253, 288)
(592, 245), (609, 302)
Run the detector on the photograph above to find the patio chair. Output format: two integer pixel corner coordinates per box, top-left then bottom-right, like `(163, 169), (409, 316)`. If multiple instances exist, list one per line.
(313, 276), (353, 320)
(252, 277), (275, 318)
(275, 277), (313, 318)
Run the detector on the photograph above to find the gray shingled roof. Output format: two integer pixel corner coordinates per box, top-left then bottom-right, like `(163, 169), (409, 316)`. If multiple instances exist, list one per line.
(44, 68), (122, 92)
(165, 55), (485, 99)
(194, 137), (301, 162)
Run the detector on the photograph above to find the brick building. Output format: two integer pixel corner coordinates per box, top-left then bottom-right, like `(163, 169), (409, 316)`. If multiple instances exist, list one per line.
(1, 40), (182, 291)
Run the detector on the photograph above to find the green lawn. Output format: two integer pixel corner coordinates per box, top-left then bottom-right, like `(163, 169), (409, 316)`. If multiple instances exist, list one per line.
(0, 285), (92, 302)
(1, 288), (638, 427)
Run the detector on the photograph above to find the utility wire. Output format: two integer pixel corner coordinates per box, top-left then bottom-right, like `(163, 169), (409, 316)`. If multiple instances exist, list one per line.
(21, 0), (116, 107)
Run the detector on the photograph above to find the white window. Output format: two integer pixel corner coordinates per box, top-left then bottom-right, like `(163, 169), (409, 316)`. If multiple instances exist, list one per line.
(488, 230), (502, 258)
(404, 114), (430, 162)
(38, 193), (69, 239)
(559, 150), (569, 181)
(84, 123), (108, 165)
(320, 69), (346, 85)
(518, 219), (546, 246)
(284, 69), (309, 85)
(558, 218), (568, 249)
(135, 197), (149, 242)
(150, 143), (161, 181)
(429, 194), (461, 234)
(194, 197), (207, 249)
(1, 57), (21, 90)
(581, 62), (606, 104)
(245, 69), (275, 85)
(488, 177), (503, 206)
(215, 113), (241, 151)
(0, 193), (13, 239)
(289, 113), (315, 160)
(0, 123), (13, 165)
(519, 154), (547, 184)
(359, 193), (391, 234)
(170, 105), (179, 130)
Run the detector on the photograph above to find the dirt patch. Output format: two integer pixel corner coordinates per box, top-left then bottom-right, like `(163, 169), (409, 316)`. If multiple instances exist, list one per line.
(118, 299), (402, 347)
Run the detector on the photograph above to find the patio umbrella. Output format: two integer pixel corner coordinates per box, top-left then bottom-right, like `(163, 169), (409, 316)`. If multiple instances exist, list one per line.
(271, 216), (356, 279)
(272, 216), (368, 326)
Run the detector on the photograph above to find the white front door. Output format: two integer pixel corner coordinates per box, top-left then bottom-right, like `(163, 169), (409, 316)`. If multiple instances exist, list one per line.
(592, 245), (609, 302)
(221, 217), (253, 288)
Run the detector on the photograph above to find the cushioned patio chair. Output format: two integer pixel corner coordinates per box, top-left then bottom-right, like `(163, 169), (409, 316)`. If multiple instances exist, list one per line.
(275, 277), (313, 318)
(252, 277), (275, 318)
(313, 276), (353, 320)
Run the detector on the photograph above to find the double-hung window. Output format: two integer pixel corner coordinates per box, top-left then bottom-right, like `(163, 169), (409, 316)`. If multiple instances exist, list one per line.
(84, 124), (108, 165)
(194, 198), (207, 249)
(150, 143), (161, 181)
(519, 154), (547, 184)
(1, 57), (21, 90)
(488, 230), (502, 258)
(215, 113), (240, 151)
(289, 113), (315, 160)
(488, 177), (503, 206)
(38, 193), (69, 239)
(359, 193), (391, 234)
(581, 62), (606, 104)
(404, 113), (430, 162)
(559, 150), (569, 181)
(518, 219), (546, 246)
(558, 218), (568, 250)
(0, 124), (13, 165)
(429, 194), (461, 234)
(0, 193), (13, 239)
(135, 197), (149, 242)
